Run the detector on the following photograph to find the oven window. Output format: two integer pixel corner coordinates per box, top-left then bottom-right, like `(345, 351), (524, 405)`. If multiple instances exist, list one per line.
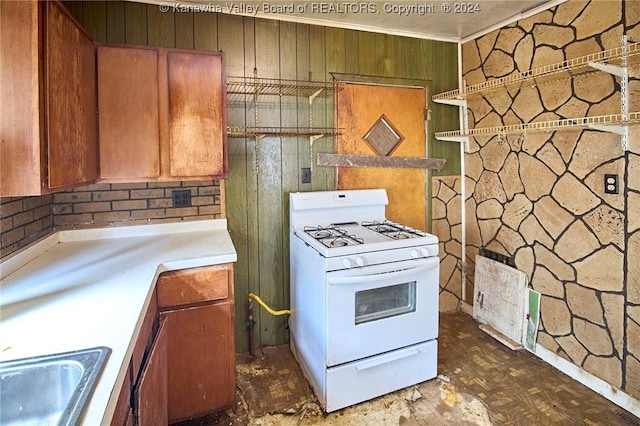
(355, 282), (416, 324)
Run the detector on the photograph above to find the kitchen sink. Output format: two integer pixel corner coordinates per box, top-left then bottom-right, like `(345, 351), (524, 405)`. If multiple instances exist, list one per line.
(0, 346), (110, 426)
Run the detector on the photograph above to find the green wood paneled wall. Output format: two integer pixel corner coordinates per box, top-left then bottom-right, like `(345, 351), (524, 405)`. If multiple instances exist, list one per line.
(64, 1), (459, 351)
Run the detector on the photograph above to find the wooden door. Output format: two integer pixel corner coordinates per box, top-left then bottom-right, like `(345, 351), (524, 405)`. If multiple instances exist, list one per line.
(97, 45), (160, 180)
(45, 0), (97, 190)
(336, 83), (427, 230)
(134, 319), (168, 425)
(162, 302), (235, 423)
(167, 51), (226, 178)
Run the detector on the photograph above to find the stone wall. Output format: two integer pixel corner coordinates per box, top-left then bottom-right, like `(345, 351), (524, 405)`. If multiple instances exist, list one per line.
(628, 127), (640, 398)
(457, 0), (639, 399)
(432, 175), (464, 312)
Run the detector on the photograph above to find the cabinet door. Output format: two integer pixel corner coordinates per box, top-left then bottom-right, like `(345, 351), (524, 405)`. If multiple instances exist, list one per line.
(97, 45), (160, 180)
(0, 0), (41, 196)
(167, 51), (227, 178)
(110, 365), (132, 426)
(45, 0), (97, 190)
(134, 319), (168, 425)
(162, 303), (235, 423)
(132, 289), (158, 382)
(1, 0), (97, 196)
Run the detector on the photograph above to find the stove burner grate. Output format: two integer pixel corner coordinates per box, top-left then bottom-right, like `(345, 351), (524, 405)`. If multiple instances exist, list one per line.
(361, 220), (427, 240)
(304, 225), (364, 248)
(330, 238), (349, 247)
(313, 229), (333, 239)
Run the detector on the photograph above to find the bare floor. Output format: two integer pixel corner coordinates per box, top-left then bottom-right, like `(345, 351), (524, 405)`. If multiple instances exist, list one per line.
(180, 311), (640, 426)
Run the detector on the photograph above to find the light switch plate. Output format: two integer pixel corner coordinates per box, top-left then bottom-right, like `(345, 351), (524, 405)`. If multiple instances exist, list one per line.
(301, 168), (311, 184)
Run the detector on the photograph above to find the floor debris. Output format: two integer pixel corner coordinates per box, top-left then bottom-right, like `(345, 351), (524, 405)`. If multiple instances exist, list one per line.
(178, 312), (640, 426)
(407, 388), (422, 403)
(436, 374), (451, 383)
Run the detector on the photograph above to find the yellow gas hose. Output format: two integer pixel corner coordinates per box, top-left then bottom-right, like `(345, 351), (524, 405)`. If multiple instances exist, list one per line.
(248, 292), (291, 316)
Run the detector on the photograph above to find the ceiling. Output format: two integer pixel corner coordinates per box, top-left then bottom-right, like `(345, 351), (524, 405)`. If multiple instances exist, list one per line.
(148, 0), (563, 42)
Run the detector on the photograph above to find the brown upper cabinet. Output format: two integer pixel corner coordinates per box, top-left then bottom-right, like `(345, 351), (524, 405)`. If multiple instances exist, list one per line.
(97, 45), (228, 182)
(0, 0), (98, 196)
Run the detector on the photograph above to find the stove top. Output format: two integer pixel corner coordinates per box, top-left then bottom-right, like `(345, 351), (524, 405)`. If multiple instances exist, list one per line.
(290, 189), (439, 260)
(304, 221), (428, 245)
(295, 220), (438, 258)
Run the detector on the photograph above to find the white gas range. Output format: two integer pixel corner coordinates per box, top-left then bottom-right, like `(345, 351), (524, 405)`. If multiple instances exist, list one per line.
(289, 189), (440, 412)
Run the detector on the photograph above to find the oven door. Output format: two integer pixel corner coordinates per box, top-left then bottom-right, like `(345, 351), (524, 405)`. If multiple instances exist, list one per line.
(325, 256), (439, 367)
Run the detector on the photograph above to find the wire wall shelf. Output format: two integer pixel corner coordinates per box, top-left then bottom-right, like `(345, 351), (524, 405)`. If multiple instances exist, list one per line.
(435, 112), (640, 139)
(433, 37), (639, 151)
(433, 41), (640, 102)
(226, 76), (338, 100)
(226, 75), (340, 139)
(227, 126), (341, 138)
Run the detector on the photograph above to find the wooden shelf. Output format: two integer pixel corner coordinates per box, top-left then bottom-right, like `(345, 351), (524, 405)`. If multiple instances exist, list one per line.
(433, 41), (640, 102)
(317, 153), (446, 170)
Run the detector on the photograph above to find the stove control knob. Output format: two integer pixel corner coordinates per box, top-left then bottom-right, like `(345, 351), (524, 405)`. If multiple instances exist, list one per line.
(410, 249), (419, 259)
(354, 256), (364, 267)
(342, 258), (353, 268)
(420, 247), (432, 257)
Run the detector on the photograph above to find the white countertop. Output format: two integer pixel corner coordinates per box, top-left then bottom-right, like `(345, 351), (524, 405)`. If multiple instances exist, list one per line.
(0, 219), (237, 425)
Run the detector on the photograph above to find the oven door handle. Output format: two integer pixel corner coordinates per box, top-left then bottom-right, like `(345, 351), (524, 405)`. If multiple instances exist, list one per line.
(355, 347), (420, 371)
(328, 259), (438, 286)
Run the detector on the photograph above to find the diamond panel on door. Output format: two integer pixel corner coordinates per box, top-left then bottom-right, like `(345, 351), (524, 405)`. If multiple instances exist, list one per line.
(363, 114), (404, 156)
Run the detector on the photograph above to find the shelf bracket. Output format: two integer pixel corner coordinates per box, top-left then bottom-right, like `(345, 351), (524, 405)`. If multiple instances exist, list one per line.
(433, 97), (470, 150)
(587, 62), (625, 77)
(309, 88), (323, 106)
(310, 134), (324, 143)
(309, 134), (324, 172)
(433, 98), (467, 107)
(588, 35), (631, 151)
(435, 135), (470, 152)
(589, 124), (629, 151)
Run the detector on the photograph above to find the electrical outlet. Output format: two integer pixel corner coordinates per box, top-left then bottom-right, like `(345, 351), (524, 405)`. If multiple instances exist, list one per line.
(172, 190), (192, 207)
(301, 168), (311, 184)
(604, 174), (619, 194)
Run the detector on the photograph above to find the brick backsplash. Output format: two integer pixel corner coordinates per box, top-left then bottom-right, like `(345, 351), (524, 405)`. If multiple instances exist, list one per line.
(53, 181), (223, 228)
(0, 195), (54, 258)
(0, 181), (223, 259)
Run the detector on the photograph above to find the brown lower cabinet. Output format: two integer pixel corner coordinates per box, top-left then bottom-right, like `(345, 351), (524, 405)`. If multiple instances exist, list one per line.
(134, 319), (168, 425)
(158, 264), (236, 423)
(110, 289), (161, 426)
(111, 365), (133, 426)
(109, 264), (235, 425)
